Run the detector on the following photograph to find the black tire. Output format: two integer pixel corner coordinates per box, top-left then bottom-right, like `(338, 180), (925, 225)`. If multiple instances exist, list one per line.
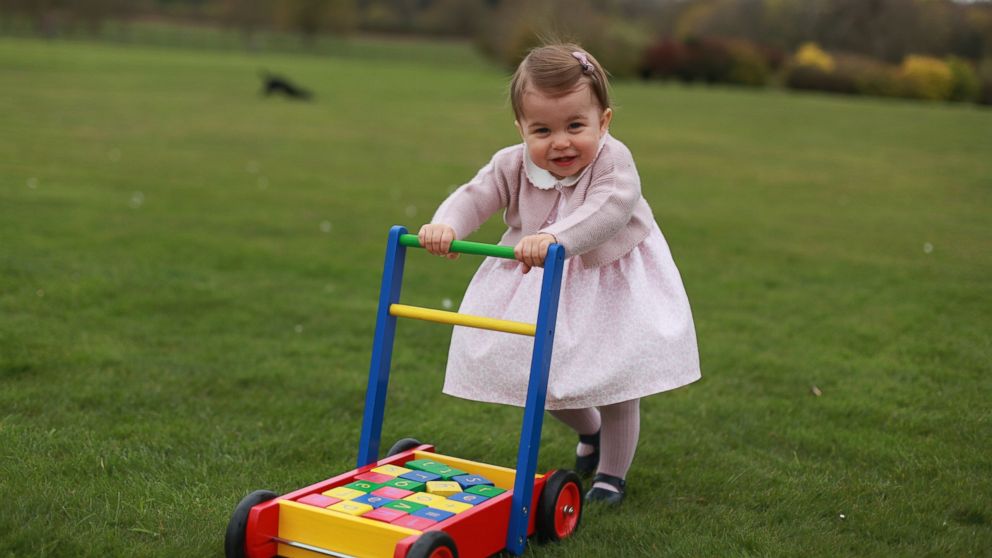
(224, 489), (277, 558)
(536, 470), (583, 543)
(386, 437), (423, 457)
(406, 530), (459, 558)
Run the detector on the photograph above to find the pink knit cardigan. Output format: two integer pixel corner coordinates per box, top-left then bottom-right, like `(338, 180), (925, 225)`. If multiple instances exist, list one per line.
(431, 134), (655, 268)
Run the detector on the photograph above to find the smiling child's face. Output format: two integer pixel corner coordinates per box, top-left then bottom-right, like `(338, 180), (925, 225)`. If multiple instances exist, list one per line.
(515, 84), (613, 180)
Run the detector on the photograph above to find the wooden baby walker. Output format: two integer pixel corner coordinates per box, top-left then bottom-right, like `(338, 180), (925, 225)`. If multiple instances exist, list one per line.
(224, 226), (583, 558)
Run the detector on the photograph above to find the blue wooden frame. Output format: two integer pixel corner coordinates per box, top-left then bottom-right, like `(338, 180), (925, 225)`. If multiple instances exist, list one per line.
(357, 226), (567, 556)
(357, 225), (408, 467)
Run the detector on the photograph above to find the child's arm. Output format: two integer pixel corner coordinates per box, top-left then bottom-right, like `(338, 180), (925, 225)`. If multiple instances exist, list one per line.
(538, 145), (641, 259)
(430, 148), (513, 241)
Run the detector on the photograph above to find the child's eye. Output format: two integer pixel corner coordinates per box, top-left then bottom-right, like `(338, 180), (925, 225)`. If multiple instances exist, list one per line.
(534, 127), (550, 135)
(568, 122), (585, 130)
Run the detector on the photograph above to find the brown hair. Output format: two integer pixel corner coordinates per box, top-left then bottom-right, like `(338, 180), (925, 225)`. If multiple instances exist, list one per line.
(510, 43), (611, 121)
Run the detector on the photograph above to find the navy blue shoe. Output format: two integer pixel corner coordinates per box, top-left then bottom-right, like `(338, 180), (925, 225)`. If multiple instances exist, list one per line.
(585, 473), (625, 506)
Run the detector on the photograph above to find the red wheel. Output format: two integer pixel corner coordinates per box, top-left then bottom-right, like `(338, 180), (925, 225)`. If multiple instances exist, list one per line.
(537, 470), (583, 542)
(406, 530), (458, 558)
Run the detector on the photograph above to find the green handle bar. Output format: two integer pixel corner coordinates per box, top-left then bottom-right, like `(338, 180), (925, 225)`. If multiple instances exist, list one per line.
(399, 233), (516, 259)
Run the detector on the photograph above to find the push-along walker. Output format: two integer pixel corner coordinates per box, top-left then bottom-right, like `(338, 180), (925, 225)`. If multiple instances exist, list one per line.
(225, 225), (583, 558)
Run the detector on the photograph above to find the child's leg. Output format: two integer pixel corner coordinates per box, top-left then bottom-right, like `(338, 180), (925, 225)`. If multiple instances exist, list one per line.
(549, 408), (601, 456)
(594, 398), (640, 493)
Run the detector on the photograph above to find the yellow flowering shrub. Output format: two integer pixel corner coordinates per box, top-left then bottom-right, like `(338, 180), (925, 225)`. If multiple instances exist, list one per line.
(794, 42), (834, 72)
(900, 55), (953, 101)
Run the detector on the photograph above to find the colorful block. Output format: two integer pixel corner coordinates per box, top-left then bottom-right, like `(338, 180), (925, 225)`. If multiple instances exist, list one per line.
(466, 485), (506, 498)
(448, 492), (488, 506)
(390, 515), (437, 530)
(425, 481), (461, 497)
(403, 492), (447, 507)
(362, 507), (408, 523)
(322, 487), (366, 500)
(400, 470), (441, 483)
(344, 480), (383, 493)
(432, 466), (468, 480)
(296, 493), (341, 508)
(404, 459), (445, 472)
(411, 507), (455, 522)
(383, 500), (426, 514)
(431, 499), (472, 514)
(372, 486), (414, 500)
(355, 472), (394, 484)
(384, 478), (425, 492)
(452, 474), (494, 489)
(372, 464), (412, 477)
(327, 500), (374, 516)
(353, 493), (394, 509)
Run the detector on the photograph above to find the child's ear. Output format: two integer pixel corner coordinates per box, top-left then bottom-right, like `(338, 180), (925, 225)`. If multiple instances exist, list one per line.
(514, 119), (524, 140)
(599, 108), (613, 133)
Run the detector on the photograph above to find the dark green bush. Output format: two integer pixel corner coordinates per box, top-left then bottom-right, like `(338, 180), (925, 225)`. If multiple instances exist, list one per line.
(946, 56), (981, 103)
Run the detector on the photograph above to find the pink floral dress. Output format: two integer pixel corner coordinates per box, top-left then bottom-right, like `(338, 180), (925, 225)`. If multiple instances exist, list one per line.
(441, 149), (701, 410)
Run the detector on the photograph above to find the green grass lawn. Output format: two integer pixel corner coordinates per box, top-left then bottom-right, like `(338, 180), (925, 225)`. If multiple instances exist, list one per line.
(1, 35), (990, 557)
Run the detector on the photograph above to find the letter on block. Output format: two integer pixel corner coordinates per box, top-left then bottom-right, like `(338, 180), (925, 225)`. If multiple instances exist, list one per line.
(385, 478), (425, 492)
(353, 493), (394, 509)
(466, 485), (506, 498)
(403, 492), (446, 507)
(344, 480), (383, 493)
(327, 500), (374, 516)
(372, 464), (412, 477)
(404, 459), (445, 472)
(452, 474), (494, 489)
(412, 507), (455, 522)
(448, 492), (488, 505)
(426, 481), (461, 497)
(383, 500), (426, 514)
(433, 467), (468, 480)
(400, 470), (441, 483)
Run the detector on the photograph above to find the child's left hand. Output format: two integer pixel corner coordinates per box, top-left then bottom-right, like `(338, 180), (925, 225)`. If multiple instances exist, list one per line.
(514, 233), (557, 274)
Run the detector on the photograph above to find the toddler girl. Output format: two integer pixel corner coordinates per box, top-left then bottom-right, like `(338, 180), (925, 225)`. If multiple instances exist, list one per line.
(419, 43), (701, 505)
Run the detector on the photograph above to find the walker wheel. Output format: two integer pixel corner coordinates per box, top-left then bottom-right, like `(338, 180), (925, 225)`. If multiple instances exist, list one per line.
(406, 530), (458, 558)
(387, 437), (423, 457)
(536, 470), (583, 542)
(224, 489), (277, 558)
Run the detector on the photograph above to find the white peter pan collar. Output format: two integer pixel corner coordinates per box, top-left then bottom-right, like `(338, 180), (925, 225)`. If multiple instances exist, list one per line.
(524, 133), (610, 190)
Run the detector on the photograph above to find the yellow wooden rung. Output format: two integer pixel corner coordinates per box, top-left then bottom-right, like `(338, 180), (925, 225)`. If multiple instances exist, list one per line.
(389, 304), (536, 337)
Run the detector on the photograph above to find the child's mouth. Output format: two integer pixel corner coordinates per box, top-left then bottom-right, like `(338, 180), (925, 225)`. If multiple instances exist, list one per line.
(551, 156), (577, 167)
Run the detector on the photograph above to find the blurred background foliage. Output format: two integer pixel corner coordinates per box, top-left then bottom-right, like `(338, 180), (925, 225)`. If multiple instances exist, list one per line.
(2, 0), (991, 104)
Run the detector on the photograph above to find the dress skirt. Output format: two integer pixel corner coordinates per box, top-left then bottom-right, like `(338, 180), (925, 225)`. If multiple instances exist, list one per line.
(442, 222), (701, 410)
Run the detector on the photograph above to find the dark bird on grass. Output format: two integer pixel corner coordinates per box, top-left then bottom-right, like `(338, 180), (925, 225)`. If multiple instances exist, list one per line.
(260, 71), (312, 101)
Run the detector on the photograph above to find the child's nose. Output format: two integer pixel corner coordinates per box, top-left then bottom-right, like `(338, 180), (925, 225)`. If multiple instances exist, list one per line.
(551, 133), (570, 149)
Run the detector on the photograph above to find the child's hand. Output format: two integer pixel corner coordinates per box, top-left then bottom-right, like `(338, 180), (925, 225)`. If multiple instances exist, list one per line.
(418, 224), (460, 260)
(514, 233), (556, 274)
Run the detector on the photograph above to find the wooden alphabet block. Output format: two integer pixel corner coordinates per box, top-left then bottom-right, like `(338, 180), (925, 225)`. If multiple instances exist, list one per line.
(327, 500), (374, 516)
(425, 481), (461, 497)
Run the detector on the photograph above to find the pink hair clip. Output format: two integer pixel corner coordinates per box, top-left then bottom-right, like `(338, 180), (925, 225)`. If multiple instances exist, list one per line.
(571, 51), (594, 74)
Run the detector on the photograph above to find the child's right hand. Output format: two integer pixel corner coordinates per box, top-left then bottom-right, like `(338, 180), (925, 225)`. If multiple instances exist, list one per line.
(418, 224), (460, 260)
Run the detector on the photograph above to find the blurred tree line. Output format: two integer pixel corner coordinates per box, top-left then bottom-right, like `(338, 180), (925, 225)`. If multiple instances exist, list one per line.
(2, 0), (991, 102)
